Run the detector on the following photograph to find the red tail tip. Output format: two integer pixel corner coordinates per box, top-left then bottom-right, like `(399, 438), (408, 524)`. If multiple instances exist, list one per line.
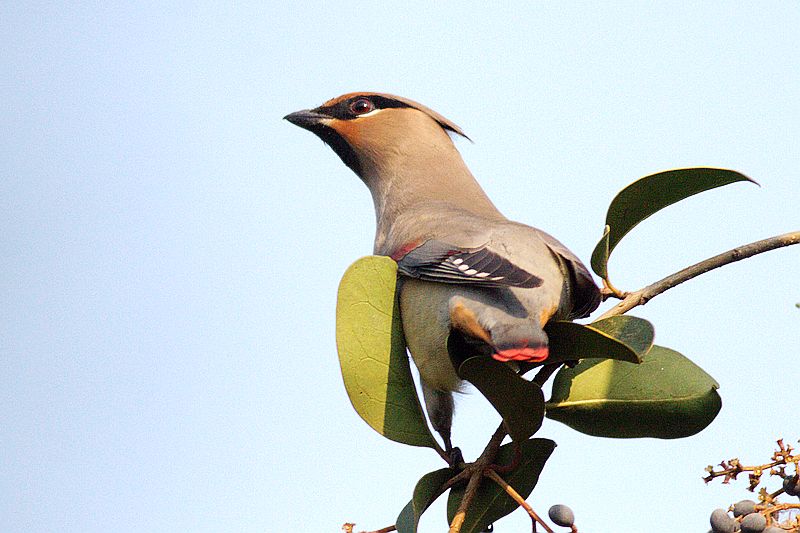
(492, 347), (549, 363)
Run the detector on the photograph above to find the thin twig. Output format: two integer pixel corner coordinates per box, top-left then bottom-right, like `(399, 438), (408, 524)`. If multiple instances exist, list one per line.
(532, 363), (560, 387)
(762, 502), (800, 520)
(601, 277), (626, 300)
(598, 231), (800, 320)
(441, 468), (474, 492)
(360, 527), (396, 533)
(484, 470), (554, 533)
(435, 446), (451, 464)
(343, 524), (397, 533)
(704, 457), (788, 487)
(483, 423), (507, 457)
(704, 439), (797, 490)
(447, 423), (509, 533)
(491, 439), (521, 474)
(449, 469), (484, 533)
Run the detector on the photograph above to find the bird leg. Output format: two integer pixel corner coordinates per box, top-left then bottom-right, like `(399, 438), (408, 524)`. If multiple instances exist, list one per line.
(421, 383), (464, 467)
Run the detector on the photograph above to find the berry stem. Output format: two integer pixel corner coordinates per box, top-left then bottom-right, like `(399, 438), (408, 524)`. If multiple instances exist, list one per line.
(598, 231), (800, 320)
(485, 469), (555, 533)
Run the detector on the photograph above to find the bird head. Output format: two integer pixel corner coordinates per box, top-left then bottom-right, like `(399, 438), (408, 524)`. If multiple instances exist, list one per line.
(284, 92), (469, 180)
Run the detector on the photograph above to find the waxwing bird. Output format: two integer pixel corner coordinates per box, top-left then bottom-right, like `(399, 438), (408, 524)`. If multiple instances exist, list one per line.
(285, 92), (601, 455)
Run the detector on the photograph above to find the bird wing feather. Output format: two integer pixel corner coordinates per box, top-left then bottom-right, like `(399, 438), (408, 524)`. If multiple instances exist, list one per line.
(532, 229), (601, 319)
(394, 239), (543, 288)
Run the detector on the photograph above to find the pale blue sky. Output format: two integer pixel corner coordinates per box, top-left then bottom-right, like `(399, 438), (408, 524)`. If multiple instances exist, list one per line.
(2, 2), (798, 532)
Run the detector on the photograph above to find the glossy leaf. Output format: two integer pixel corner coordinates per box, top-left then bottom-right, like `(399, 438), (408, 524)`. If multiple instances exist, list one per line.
(589, 315), (655, 357)
(457, 356), (545, 442)
(546, 345), (721, 438)
(545, 315), (653, 365)
(336, 256), (437, 448)
(591, 167), (757, 277)
(446, 439), (556, 533)
(593, 225), (611, 279)
(396, 468), (454, 533)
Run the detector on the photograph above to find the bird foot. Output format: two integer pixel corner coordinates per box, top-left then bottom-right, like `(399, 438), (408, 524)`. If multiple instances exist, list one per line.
(447, 446), (465, 469)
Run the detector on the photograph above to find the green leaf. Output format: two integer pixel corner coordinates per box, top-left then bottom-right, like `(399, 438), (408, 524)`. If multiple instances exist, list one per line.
(592, 225), (611, 279)
(396, 468), (454, 533)
(589, 315), (655, 357)
(335, 256), (437, 448)
(457, 356), (545, 442)
(591, 167), (757, 277)
(545, 315), (653, 365)
(447, 439), (556, 533)
(546, 345), (721, 438)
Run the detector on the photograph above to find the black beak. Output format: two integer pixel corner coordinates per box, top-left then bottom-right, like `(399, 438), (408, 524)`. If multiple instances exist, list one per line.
(283, 107), (362, 176)
(283, 109), (329, 130)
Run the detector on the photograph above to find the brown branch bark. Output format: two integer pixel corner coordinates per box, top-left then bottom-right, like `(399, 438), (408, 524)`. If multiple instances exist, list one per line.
(343, 524), (396, 533)
(448, 469), (483, 533)
(532, 363), (561, 387)
(448, 423), (508, 533)
(485, 470), (555, 533)
(443, 232), (800, 531)
(359, 527), (396, 533)
(598, 230), (800, 320)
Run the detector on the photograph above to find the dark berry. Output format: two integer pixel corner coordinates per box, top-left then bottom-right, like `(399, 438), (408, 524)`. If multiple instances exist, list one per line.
(733, 500), (757, 517)
(740, 512), (766, 533)
(783, 474), (799, 496)
(710, 508), (737, 533)
(548, 504), (575, 527)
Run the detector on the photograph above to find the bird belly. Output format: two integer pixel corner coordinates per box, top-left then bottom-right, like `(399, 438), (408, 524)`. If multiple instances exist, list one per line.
(398, 279), (462, 392)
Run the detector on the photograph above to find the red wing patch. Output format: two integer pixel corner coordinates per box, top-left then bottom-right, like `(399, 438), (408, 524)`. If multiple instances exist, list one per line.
(390, 241), (423, 261)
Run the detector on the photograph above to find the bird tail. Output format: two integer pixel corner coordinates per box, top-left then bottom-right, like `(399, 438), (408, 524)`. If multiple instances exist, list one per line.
(449, 297), (549, 363)
(492, 346), (549, 362)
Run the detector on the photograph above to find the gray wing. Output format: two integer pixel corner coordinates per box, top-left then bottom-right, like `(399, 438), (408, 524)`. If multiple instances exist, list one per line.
(395, 239), (543, 289)
(534, 229), (601, 319)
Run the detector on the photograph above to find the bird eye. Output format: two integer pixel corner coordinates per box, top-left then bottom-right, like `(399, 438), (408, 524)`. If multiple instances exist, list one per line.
(349, 98), (375, 115)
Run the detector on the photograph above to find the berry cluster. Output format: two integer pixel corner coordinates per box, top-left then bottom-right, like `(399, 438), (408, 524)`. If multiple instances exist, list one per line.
(706, 439), (799, 532)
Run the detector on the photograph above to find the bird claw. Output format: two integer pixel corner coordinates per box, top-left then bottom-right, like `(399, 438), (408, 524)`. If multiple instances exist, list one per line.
(448, 446), (465, 468)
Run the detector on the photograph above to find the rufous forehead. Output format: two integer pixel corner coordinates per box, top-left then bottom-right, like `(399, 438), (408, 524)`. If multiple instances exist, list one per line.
(320, 92), (380, 108)
(319, 91), (410, 108)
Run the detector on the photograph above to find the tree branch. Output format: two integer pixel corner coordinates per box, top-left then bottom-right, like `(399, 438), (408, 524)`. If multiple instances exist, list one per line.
(532, 363), (560, 387)
(441, 231), (800, 532)
(598, 231), (800, 320)
(447, 423), (509, 533)
(484, 470), (554, 533)
(448, 469), (483, 533)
